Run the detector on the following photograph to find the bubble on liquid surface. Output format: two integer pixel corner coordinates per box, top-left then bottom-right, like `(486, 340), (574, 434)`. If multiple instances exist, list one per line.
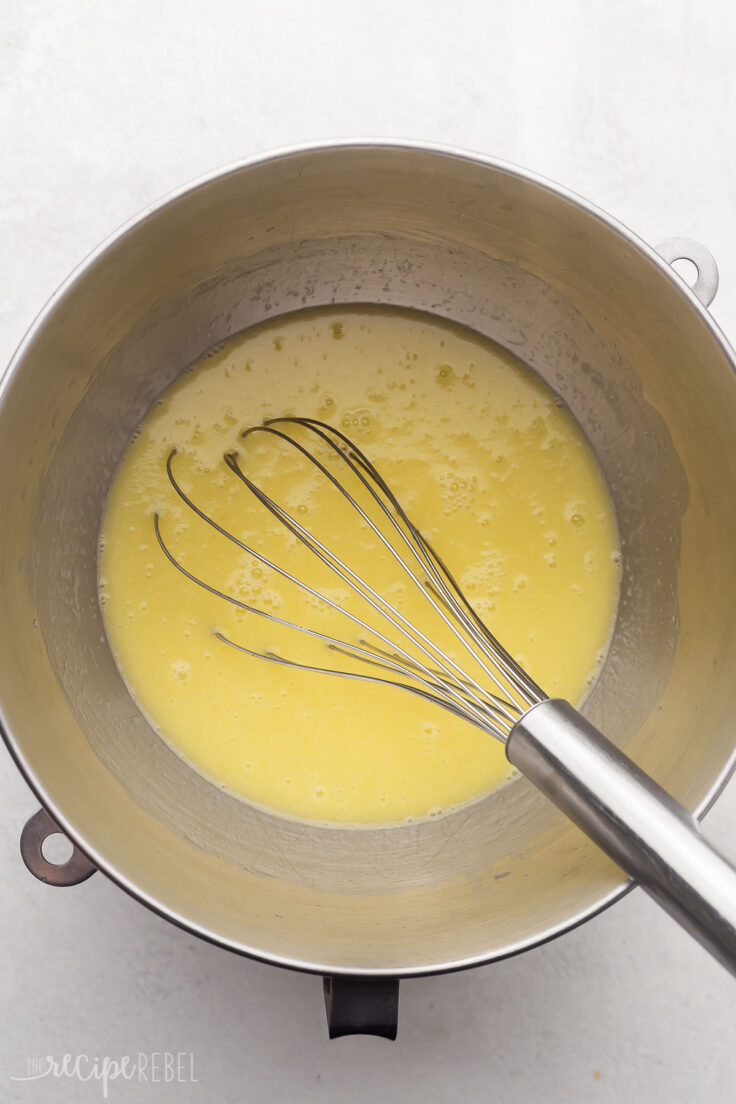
(171, 660), (191, 684)
(564, 500), (586, 527)
(437, 469), (476, 513)
(340, 409), (373, 434)
(472, 596), (497, 620)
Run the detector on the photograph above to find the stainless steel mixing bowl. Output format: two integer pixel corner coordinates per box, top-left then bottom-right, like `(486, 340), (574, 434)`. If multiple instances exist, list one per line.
(3, 143), (736, 1035)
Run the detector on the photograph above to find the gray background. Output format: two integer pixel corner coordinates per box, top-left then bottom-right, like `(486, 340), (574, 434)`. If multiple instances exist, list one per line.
(2, 1), (736, 1100)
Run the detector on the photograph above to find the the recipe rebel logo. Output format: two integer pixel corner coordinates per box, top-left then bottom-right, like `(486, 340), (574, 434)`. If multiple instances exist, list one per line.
(9, 1052), (198, 1097)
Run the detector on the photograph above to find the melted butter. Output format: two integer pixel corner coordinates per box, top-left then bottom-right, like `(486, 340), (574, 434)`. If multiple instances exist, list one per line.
(99, 306), (620, 825)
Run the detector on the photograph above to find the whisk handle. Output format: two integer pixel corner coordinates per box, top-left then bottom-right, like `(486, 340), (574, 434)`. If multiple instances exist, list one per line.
(507, 698), (736, 977)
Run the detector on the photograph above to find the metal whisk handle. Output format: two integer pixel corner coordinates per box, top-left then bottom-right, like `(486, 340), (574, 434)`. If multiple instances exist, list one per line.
(507, 699), (736, 977)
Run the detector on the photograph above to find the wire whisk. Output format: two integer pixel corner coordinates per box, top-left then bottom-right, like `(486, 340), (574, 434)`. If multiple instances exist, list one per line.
(153, 416), (545, 743)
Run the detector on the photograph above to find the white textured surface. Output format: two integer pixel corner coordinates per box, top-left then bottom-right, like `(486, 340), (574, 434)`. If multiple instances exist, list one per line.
(2, 1), (736, 1100)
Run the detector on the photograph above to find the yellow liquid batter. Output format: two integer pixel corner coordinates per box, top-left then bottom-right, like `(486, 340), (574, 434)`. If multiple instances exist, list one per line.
(99, 307), (620, 826)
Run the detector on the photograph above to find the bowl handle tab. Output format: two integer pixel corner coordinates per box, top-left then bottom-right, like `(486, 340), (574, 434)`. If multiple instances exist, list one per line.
(20, 807), (97, 887)
(655, 237), (719, 308)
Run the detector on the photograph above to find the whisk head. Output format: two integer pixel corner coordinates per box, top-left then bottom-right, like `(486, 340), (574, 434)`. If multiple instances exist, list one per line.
(153, 416), (546, 742)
